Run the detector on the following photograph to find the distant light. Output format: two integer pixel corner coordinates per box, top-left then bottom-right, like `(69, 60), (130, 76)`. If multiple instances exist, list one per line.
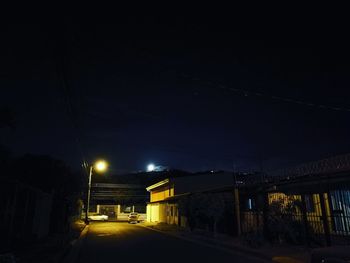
(147, 164), (155, 172)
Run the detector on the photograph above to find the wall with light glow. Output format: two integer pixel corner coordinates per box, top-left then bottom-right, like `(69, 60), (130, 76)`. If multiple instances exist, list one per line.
(146, 203), (167, 223)
(150, 185), (174, 202)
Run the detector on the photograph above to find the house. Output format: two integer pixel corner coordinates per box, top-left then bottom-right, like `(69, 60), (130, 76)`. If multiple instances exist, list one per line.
(146, 171), (239, 228)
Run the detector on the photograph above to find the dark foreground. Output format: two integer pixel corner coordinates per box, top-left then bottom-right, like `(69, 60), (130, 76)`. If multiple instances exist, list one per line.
(76, 222), (268, 263)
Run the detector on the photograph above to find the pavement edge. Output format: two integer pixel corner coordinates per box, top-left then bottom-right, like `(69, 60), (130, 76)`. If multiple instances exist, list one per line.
(61, 225), (89, 263)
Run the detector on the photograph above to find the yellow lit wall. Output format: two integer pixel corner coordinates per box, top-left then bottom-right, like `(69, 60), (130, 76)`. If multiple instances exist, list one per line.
(147, 203), (159, 222)
(170, 185), (174, 196)
(146, 203), (168, 223)
(147, 182), (176, 224)
(150, 184), (175, 202)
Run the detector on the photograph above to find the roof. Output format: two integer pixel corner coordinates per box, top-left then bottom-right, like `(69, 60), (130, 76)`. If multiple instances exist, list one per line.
(146, 179), (170, 192)
(92, 183), (145, 189)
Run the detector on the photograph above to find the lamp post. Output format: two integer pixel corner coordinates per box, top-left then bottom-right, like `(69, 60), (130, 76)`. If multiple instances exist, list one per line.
(85, 160), (108, 224)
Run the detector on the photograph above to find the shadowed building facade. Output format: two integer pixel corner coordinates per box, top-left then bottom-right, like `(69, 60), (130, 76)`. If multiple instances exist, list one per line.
(89, 183), (148, 220)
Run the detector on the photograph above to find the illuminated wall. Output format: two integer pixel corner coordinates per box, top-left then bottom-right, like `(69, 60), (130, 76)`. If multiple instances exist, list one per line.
(146, 203), (167, 223)
(147, 181), (175, 224)
(147, 203), (159, 222)
(150, 184), (174, 202)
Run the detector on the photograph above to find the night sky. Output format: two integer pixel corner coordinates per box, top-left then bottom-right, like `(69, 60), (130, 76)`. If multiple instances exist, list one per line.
(1, 15), (350, 174)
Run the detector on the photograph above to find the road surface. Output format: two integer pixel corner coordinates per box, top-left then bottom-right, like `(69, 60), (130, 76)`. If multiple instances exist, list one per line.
(76, 222), (269, 263)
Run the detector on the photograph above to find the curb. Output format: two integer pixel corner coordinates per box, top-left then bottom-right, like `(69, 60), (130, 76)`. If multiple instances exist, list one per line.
(61, 225), (89, 263)
(138, 224), (272, 262)
(271, 257), (304, 263)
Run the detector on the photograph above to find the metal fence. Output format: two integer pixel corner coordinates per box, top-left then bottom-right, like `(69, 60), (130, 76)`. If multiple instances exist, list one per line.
(239, 180), (350, 247)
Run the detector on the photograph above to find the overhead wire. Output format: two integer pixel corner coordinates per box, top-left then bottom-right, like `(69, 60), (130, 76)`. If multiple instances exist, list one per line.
(54, 24), (90, 176)
(180, 73), (350, 113)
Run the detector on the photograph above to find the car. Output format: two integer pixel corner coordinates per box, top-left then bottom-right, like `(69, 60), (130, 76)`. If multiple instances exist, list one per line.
(128, 212), (140, 223)
(88, 213), (108, 221)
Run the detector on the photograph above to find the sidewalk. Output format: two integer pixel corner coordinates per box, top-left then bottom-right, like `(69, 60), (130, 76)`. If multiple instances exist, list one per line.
(62, 224), (89, 263)
(9, 220), (87, 263)
(140, 222), (311, 263)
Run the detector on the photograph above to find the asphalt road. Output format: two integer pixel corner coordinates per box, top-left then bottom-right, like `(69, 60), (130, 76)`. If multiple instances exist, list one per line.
(76, 222), (269, 263)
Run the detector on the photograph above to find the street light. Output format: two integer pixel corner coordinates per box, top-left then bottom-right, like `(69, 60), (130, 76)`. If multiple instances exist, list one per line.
(85, 160), (108, 224)
(95, 160), (108, 172)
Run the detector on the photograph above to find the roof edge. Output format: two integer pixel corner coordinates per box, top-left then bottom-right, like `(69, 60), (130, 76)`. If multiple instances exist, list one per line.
(146, 178), (170, 192)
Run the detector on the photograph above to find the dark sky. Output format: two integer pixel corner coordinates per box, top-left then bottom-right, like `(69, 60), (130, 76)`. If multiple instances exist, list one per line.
(1, 15), (350, 174)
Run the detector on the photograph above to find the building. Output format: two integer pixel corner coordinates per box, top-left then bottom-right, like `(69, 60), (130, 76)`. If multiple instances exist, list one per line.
(88, 170), (190, 221)
(238, 154), (350, 246)
(145, 154), (350, 247)
(0, 178), (65, 251)
(89, 183), (148, 220)
(146, 171), (238, 227)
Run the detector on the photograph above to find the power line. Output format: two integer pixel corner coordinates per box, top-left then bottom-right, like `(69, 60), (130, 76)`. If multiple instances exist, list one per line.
(182, 73), (350, 113)
(54, 25), (89, 175)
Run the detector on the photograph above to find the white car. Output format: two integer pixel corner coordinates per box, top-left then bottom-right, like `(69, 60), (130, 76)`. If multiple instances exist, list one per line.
(128, 212), (140, 223)
(88, 213), (108, 221)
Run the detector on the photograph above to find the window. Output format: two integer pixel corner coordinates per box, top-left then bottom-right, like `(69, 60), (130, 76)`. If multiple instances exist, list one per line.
(247, 198), (253, 210)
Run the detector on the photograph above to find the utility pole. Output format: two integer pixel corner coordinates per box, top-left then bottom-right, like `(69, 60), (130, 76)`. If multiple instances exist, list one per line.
(85, 165), (93, 224)
(85, 160), (108, 224)
(232, 161), (241, 236)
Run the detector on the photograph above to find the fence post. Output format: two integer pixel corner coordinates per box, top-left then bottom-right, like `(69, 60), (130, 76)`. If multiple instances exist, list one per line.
(319, 193), (331, 246)
(301, 194), (311, 247)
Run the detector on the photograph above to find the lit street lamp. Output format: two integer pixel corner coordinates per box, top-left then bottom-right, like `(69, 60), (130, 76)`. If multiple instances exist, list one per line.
(85, 160), (108, 224)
